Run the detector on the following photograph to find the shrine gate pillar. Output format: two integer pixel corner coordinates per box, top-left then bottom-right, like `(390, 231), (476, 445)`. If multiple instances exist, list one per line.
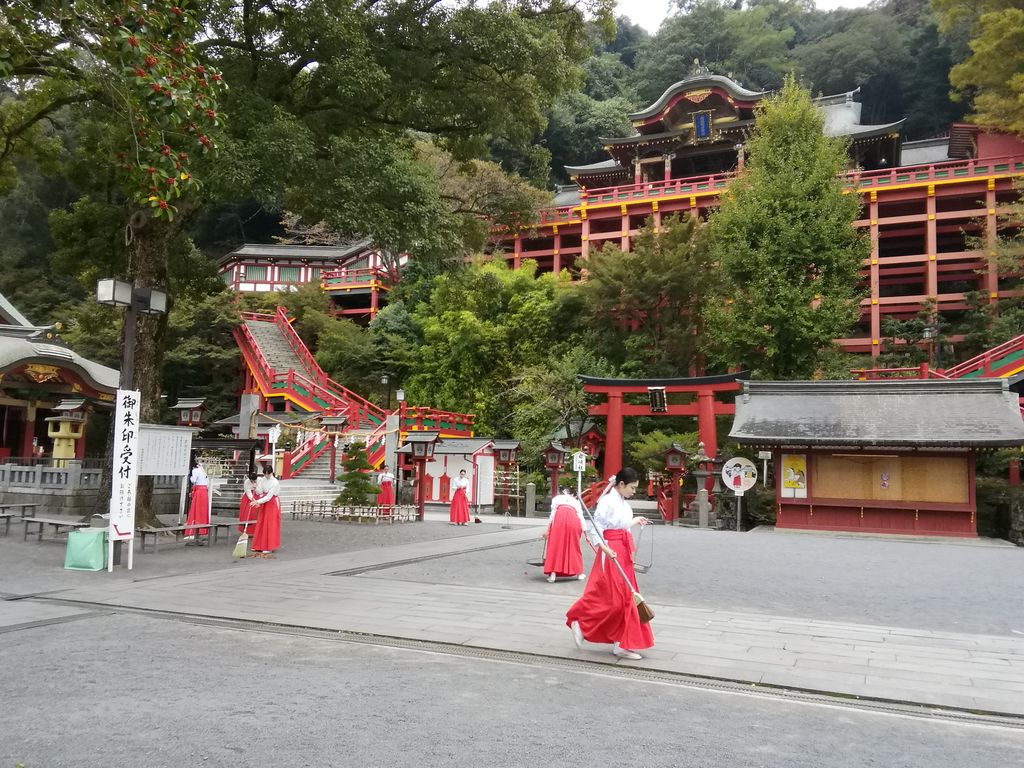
(697, 391), (718, 457)
(604, 392), (624, 476)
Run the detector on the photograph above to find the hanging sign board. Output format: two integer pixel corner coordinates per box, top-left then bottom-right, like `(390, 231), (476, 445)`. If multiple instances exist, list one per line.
(572, 451), (588, 474)
(722, 457), (758, 496)
(109, 389), (141, 542)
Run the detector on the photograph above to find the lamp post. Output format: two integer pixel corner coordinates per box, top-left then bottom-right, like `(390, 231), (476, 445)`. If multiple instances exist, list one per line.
(543, 441), (569, 497)
(381, 374), (392, 410)
(404, 432), (438, 521)
(321, 416), (348, 483)
(923, 320), (941, 371)
(663, 442), (687, 524)
(95, 278), (168, 567)
(96, 279), (169, 390)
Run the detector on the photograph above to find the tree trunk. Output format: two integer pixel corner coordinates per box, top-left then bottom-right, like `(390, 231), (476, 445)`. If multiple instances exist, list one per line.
(92, 207), (184, 529)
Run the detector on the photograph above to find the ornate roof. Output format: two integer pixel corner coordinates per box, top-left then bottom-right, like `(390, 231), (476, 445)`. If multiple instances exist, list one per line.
(629, 74), (768, 121)
(730, 380), (1024, 448)
(218, 239), (375, 266)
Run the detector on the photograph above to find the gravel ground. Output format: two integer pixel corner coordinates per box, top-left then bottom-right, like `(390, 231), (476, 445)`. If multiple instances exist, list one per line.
(2, 611), (1021, 768)
(368, 526), (1024, 636)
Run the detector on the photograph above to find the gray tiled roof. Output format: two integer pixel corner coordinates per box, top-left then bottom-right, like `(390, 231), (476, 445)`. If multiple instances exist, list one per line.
(730, 380), (1024, 448)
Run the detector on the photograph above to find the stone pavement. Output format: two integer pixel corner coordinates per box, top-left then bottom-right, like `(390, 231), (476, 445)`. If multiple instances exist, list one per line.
(46, 527), (1024, 717)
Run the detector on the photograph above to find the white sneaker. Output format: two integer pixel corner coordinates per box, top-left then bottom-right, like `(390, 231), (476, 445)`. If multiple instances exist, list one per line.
(547, 573), (556, 583)
(570, 621), (584, 650)
(577, 573), (586, 580)
(612, 646), (642, 660)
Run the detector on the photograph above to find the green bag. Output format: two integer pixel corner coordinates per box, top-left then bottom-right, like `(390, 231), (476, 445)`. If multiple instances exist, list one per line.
(64, 528), (108, 571)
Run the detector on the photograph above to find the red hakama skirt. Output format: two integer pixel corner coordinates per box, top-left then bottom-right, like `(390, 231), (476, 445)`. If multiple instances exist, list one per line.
(185, 485), (210, 537)
(251, 495), (281, 552)
(565, 529), (654, 651)
(238, 494), (258, 534)
(450, 487), (470, 524)
(544, 504), (584, 577)
(377, 480), (395, 509)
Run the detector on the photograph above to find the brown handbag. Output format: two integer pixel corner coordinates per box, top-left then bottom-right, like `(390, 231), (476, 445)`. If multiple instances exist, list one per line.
(633, 592), (655, 624)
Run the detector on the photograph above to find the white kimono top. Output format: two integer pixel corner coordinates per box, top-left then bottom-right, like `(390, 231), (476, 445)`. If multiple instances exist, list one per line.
(587, 488), (633, 548)
(190, 465), (209, 487)
(549, 493), (585, 528)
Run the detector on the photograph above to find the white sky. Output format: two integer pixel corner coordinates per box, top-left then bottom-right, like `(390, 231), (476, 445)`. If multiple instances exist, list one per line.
(616, 0), (875, 33)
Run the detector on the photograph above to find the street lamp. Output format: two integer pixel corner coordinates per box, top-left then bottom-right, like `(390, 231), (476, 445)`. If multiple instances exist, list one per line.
(95, 278), (168, 567)
(401, 431), (439, 521)
(923, 321), (942, 370)
(95, 278), (169, 390)
(381, 374), (392, 410)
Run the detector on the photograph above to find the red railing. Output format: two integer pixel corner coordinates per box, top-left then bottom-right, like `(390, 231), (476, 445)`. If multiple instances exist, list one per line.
(321, 267), (394, 290)
(851, 363), (950, 380)
(270, 307), (387, 428)
(532, 154), (1024, 224)
(402, 406), (474, 436)
(942, 334), (1024, 379)
(657, 485), (673, 522)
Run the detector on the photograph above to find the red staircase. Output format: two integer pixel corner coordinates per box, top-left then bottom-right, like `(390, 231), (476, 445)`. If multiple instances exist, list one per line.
(234, 307), (475, 473)
(853, 334), (1024, 382)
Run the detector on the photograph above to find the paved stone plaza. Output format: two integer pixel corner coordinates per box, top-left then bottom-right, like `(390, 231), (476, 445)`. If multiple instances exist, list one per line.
(2, 517), (1023, 766)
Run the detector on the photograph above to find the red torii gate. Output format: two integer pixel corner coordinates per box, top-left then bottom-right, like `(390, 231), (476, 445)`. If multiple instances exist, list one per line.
(579, 373), (746, 476)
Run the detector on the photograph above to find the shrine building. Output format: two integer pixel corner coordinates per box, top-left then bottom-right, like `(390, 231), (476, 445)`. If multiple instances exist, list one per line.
(488, 72), (1024, 360)
(730, 379), (1024, 537)
(218, 240), (400, 320)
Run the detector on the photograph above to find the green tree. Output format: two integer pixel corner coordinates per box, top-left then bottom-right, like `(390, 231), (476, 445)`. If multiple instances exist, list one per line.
(543, 93), (635, 184)
(945, 7), (1024, 136)
(579, 215), (721, 376)
(628, 430), (698, 477)
(334, 442), (381, 507)
(510, 347), (614, 471)
(702, 76), (868, 379)
(404, 260), (574, 434)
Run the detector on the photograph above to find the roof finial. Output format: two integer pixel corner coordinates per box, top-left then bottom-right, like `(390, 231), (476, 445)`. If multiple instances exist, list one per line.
(691, 58), (710, 77)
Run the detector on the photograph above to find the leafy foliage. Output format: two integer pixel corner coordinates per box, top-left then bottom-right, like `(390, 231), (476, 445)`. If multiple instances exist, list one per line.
(702, 77), (868, 378)
(579, 215), (721, 376)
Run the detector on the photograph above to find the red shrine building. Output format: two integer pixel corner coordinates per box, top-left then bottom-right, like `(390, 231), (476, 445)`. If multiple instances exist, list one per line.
(488, 72), (1024, 359)
(218, 240), (401, 320)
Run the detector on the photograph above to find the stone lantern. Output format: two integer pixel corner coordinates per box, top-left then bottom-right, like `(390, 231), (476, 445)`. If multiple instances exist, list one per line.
(45, 398), (88, 466)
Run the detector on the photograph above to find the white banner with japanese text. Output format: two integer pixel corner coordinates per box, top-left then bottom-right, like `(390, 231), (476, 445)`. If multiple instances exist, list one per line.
(109, 389), (141, 541)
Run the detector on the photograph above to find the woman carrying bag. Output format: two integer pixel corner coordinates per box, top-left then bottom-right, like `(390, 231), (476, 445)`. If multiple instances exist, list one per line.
(566, 467), (653, 660)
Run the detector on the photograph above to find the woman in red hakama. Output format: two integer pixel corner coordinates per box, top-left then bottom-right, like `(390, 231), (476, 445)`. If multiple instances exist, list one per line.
(250, 466), (281, 557)
(237, 471), (258, 534)
(566, 468), (653, 660)
(376, 465), (395, 511)
(543, 492), (586, 583)
(449, 469), (470, 525)
(184, 458), (210, 546)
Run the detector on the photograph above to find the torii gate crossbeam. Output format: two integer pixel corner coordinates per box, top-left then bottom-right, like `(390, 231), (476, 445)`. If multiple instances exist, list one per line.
(580, 373), (747, 477)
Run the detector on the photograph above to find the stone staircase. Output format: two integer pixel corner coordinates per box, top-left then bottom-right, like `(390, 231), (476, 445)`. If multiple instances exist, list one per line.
(244, 318), (316, 379)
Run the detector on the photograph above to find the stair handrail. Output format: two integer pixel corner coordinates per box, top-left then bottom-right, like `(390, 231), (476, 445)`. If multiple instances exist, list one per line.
(656, 485), (673, 522)
(234, 323), (277, 390)
(271, 307), (387, 426)
(943, 334), (1024, 378)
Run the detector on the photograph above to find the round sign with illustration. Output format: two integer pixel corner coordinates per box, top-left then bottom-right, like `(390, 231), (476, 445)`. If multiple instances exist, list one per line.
(721, 457), (758, 493)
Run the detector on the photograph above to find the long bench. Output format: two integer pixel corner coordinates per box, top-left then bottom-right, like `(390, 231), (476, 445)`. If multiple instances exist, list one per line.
(137, 519), (240, 553)
(23, 515), (90, 542)
(0, 502), (39, 536)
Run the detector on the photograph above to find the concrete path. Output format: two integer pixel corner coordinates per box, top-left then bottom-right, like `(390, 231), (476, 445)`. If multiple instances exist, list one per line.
(47, 527), (1024, 717)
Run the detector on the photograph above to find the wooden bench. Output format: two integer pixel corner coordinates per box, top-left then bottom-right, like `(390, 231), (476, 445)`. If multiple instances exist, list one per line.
(330, 505), (415, 524)
(136, 520), (240, 553)
(23, 515), (90, 542)
(0, 502), (40, 535)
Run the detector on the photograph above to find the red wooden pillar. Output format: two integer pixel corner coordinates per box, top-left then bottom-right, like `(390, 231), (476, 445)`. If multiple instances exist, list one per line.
(513, 233), (522, 270)
(926, 185), (938, 301)
(552, 225), (561, 274)
(697, 391), (718, 458)
(603, 392), (624, 477)
(868, 191), (881, 357)
(21, 405), (35, 458)
(663, 153), (672, 181)
(985, 181), (999, 303)
(1010, 458), (1021, 486)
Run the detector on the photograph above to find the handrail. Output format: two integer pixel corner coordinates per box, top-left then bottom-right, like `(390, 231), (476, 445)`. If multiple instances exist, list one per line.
(943, 334), (1024, 378)
(532, 154), (1024, 222)
(271, 307), (387, 427)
